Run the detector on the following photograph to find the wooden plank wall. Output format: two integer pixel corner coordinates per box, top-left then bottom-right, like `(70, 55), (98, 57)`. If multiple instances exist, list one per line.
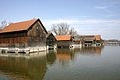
(0, 37), (28, 44)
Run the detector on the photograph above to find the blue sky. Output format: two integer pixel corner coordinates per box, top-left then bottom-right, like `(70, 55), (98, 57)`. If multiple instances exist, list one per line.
(0, 0), (120, 40)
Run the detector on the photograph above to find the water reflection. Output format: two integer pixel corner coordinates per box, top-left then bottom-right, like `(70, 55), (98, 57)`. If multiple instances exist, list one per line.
(56, 49), (74, 60)
(55, 47), (104, 67)
(46, 50), (56, 65)
(55, 46), (104, 61)
(71, 46), (104, 55)
(55, 49), (75, 68)
(0, 46), (104, 80)
(0, 53), (47, 80)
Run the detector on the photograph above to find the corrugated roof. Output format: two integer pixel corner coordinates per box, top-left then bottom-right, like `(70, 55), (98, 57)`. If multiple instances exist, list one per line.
(55, 35), (72, 41)
(0, 19), (38, 33)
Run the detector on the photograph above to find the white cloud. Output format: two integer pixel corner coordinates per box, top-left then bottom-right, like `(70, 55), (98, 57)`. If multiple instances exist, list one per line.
(43, 19), (120, 26)
(106, 14), (117, 17)
(95, 6), (107, 9)
(70, 16), (91, 18)
(95, 5), (116, 15)
(43, 19), (120, 40)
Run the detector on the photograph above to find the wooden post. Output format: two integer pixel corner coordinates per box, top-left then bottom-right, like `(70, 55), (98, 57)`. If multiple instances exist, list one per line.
(0, 49), (1, 54)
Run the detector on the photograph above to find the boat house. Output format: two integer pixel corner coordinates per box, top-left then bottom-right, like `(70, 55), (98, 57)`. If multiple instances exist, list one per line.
(83, 35), (104, 47)
(46, 32), (57, 50)
(72, 35), (104, 47)
(0, 19), (48, 53)
(55, 35), (72, 48)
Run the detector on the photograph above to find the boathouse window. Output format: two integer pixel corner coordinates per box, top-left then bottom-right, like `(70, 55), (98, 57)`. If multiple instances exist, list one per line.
(36, 26), (39, 30)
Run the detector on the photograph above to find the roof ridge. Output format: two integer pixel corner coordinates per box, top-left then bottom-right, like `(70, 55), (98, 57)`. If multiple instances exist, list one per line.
(11, 19), (38, 24)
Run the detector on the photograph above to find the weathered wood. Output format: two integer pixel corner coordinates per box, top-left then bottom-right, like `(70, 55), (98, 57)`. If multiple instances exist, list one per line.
(0, 19), (48, 53)
(46, 33), (56, 49)
(0, 20), (47, 49)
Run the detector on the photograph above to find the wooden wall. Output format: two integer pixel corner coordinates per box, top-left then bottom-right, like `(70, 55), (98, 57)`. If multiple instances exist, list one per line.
(57, 40), (71, 48)
(0, 20), (47, 48)
(0, 31), (28, 48)
(27, 21), (47, 47)
(46, 33), (56, 46)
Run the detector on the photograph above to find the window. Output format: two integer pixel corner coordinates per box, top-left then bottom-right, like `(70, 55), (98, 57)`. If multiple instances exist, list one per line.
(36, 26), (39, 30)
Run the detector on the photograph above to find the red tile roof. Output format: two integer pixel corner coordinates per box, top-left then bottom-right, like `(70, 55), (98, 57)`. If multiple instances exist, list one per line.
(55, 35), (72, 41)
(84, 37), (96, 40)
(0, 19), (38, 33)
(95, 35), (101, 40)
(84, 35), (101, 41)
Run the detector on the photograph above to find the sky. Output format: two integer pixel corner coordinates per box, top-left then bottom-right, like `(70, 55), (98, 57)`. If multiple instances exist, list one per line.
(0, 0), (120, 40)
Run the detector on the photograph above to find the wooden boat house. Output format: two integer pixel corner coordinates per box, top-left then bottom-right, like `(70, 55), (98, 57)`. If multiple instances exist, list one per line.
(83, 35), (104, 47)
(55, 35), (72, 48)
(0, 19), (48, 53)
(46, 32), (57, 50)
(72, 35), (104, 47)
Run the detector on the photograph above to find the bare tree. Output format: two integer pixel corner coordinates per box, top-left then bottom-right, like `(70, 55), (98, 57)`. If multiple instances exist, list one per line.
(51, 23), (69, 35)
(51, 23), (78, 36)
(69, 28), (78, 36)
(0, 20), (7, 30)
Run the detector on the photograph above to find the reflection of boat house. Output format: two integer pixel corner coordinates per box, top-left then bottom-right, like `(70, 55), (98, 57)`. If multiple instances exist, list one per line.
(46, 32), (57, 49)
(55, 35), (72, 48)
(72, 46), (104, 55)
(0, 56), (47, 80)
(56, 49), (73, 60)
(0, 19), (48, 53)
(56, 54), (71, 59)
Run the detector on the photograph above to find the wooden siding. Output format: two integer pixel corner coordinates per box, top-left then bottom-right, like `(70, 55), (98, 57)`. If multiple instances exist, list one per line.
(0, 31), (27, 48)
(0, 20), (47, 48)
(27, 21), (47, 47)
(46, 33), (56, 46)
(57, 40), (72, 48)
(0, 37), (27, 43)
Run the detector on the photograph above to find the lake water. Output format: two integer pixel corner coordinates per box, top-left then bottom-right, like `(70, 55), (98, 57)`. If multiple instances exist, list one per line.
(0, 46), (120, 80)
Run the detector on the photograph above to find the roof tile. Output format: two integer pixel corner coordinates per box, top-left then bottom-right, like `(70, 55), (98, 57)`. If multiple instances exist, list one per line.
(55, 35), (72, 41)
(0, 19), (37, 33)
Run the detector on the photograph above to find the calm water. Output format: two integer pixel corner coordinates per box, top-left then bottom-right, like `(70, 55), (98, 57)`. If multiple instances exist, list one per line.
(0, 46), (120, 80)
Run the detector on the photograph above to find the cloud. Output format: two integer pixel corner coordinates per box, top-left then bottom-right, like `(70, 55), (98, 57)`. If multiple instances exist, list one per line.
(43, 19), (120, 40)
(95, 6), (115, 14)
(43, 19), (120, 26)
(106, 14), (117, 17)
(95, 5), (117, 15)
(95, 6), (107, 9)
(70, 16), (91, 18)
